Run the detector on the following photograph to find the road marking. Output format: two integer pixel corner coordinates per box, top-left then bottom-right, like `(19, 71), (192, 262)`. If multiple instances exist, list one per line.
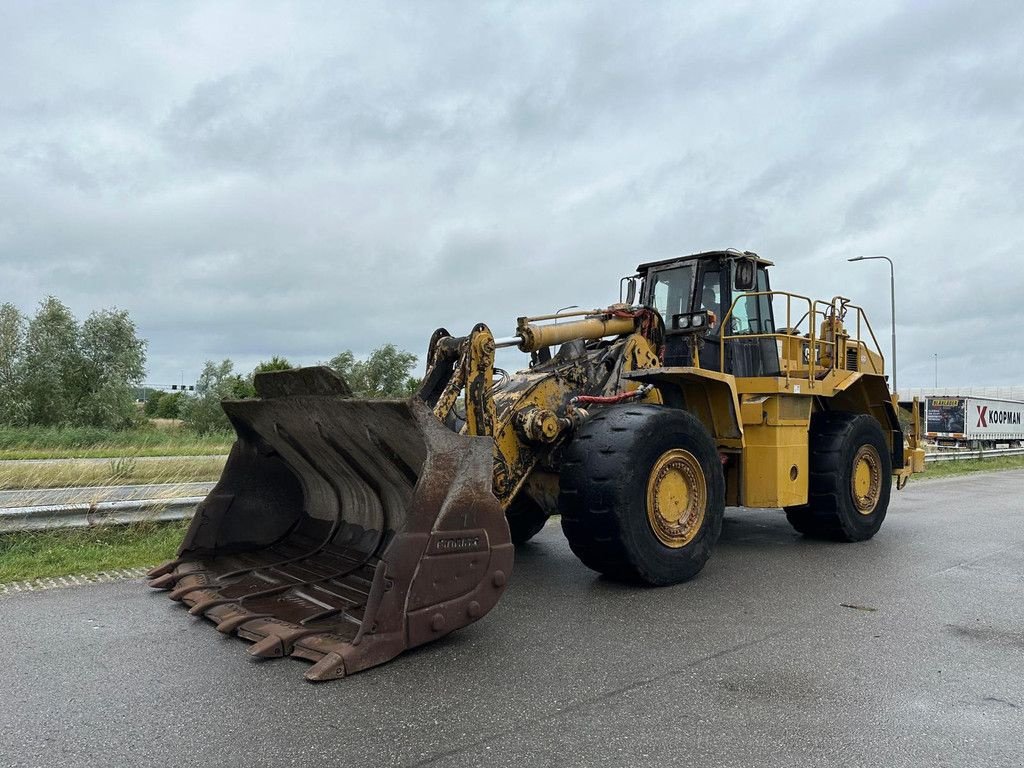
(0, 566), (152, 596)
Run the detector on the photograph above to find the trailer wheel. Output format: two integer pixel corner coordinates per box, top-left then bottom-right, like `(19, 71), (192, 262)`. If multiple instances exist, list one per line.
(784, 411), (892, 541)
(505, 493), (549, 545)
(559, 405), (725, 585)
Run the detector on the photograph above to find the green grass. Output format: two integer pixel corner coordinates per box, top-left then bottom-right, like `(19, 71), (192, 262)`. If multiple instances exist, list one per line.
(0, 455), (226, 491)
(0, 521), (189, 584)
(0, 425), (233, 459)
(919, 454), (1024, 480)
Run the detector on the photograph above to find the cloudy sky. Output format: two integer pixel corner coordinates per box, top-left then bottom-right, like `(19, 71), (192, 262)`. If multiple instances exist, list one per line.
(2, 0), (1022, 389)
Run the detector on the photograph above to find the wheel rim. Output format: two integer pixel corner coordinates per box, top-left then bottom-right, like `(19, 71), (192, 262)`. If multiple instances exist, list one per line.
(851, 445), (882, 516)
(645, 448), (707, 548)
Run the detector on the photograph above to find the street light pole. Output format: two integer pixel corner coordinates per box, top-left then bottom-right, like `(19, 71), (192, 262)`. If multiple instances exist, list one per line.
(934, 353), (938, 388)
(848, 255), (897, 394)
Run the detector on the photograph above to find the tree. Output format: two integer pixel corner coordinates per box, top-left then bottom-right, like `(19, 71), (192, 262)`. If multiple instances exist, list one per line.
(73, 308), (147, 428)
(326, 350), (356, 379)
(254, 356), (294, 375)
(227, 375), (256, 400)
(0, 303), (28, 424)
(0, 298), (149, 429)
(20, 297), (81, 426)
(155, 390), (186, 419)
(230, 356), (296, 400)
(181, 359), (240, 434)
(327, 344), (419, 398)
(143, 389), (163, 417)
(144, 389), (186, 420)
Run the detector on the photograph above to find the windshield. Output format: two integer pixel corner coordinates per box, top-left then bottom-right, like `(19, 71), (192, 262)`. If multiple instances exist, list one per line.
(648, 265), (694, 323)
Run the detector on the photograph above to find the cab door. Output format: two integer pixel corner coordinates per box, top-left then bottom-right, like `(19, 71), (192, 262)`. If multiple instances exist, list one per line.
(645, 262), (697, 366)
(721, 264), (780, 377)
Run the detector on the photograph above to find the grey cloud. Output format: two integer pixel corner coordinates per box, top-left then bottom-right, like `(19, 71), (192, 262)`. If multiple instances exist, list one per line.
(1, 0), (1022, 389)
(815, 0), (1022, 88)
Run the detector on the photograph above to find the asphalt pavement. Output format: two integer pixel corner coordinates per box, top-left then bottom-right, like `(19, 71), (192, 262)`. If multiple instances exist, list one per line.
(1, 471), (1022, 768)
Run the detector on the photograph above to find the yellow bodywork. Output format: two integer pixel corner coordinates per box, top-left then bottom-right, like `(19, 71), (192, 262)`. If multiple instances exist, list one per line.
(739, 394), (810, 508)
(427, 288), (923, 515)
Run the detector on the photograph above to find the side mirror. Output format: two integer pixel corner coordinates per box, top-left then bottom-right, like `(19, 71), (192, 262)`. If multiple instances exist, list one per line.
(620, 275), (639, 305)
(734, 258), (757, 291)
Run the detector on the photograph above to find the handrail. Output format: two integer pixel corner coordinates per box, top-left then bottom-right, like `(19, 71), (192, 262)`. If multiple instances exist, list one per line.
(811, 299), (884, 375)
(844, 302), (885, 374)
(719, 291), (815, 387)
(717, 290), (886, 384)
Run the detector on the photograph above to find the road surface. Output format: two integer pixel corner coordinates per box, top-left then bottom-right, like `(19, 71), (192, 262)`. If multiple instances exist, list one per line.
(1, 471), (1021, 767)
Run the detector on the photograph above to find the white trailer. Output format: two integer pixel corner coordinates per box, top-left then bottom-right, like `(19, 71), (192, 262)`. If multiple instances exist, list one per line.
(926, 396), (1024, 448)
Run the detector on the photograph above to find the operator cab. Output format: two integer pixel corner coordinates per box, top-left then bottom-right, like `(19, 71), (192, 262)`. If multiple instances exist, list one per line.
(636, 250), (780, 377)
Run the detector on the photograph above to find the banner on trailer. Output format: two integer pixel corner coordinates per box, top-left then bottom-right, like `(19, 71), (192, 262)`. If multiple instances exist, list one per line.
(927, 398), (965, 435)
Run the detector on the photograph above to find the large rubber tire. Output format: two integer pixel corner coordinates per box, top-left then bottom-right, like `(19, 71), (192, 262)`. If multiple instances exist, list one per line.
(559, 405), (725, 585)
(784, 411), (892, 541)
(505, 493), (549, 545)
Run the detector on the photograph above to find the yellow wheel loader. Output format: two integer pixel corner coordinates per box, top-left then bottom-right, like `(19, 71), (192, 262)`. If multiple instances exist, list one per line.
(148, 249), (925, 680)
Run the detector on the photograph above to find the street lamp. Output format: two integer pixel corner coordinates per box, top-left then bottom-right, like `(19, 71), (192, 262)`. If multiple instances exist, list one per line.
(848, 255), (897, 394)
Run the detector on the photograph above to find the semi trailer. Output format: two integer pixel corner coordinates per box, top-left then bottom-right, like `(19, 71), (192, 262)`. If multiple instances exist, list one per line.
(926, 396), (1024, 448)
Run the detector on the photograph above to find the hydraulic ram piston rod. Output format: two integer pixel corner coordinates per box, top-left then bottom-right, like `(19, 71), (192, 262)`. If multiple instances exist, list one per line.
(494, 314), (637, 353)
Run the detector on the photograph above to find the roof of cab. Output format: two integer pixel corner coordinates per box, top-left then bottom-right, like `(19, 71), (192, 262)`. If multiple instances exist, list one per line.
(636, 249), (774, 274)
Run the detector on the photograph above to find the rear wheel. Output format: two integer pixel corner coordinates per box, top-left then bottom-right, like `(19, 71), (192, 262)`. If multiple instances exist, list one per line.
(784, 411), (892, 541)
(559, 405), (725, 585)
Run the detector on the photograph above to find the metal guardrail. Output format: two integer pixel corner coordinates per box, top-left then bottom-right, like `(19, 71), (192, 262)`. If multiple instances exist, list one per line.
(2, 446), (1022, 533)
(0, 497), (203, 533)
(925, 447), (1024, 463)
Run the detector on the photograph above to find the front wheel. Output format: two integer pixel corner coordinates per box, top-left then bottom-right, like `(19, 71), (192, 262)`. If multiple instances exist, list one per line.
(784, 411), (892, 541)
(559, 405), (725, 585)
(505, 492), (549, 545)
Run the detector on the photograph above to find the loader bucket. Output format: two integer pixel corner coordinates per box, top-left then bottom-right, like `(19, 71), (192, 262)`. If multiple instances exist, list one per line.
(147, 367), (513, 681)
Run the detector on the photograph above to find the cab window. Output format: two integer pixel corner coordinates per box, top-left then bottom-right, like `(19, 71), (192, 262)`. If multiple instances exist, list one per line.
(755, 267), (774, 333)
(649, 265), (694, 324)
(698, 264), (722, 335)
(728, 294), (760, 334)
(727, 265), (775, 335)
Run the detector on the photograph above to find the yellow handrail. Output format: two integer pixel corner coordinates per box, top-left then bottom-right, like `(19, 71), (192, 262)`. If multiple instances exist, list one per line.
(716, 290), (885, 383)
(844, 302), (885, 374)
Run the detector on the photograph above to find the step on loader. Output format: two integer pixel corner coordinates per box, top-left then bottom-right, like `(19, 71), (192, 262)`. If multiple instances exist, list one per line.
(149, 249), (926, 680)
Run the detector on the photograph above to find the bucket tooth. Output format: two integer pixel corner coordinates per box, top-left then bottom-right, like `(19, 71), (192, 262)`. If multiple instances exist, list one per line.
(248, 635), (286, 658)
(147, 560), (180, 580)
(216, 612), (271, 634)
(188, 597), (229, 616)
(305, 652), (346, 682)
(168, 582), (211, 602)
(247, 627), (319, 658)
(147, 572), (178, 590)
